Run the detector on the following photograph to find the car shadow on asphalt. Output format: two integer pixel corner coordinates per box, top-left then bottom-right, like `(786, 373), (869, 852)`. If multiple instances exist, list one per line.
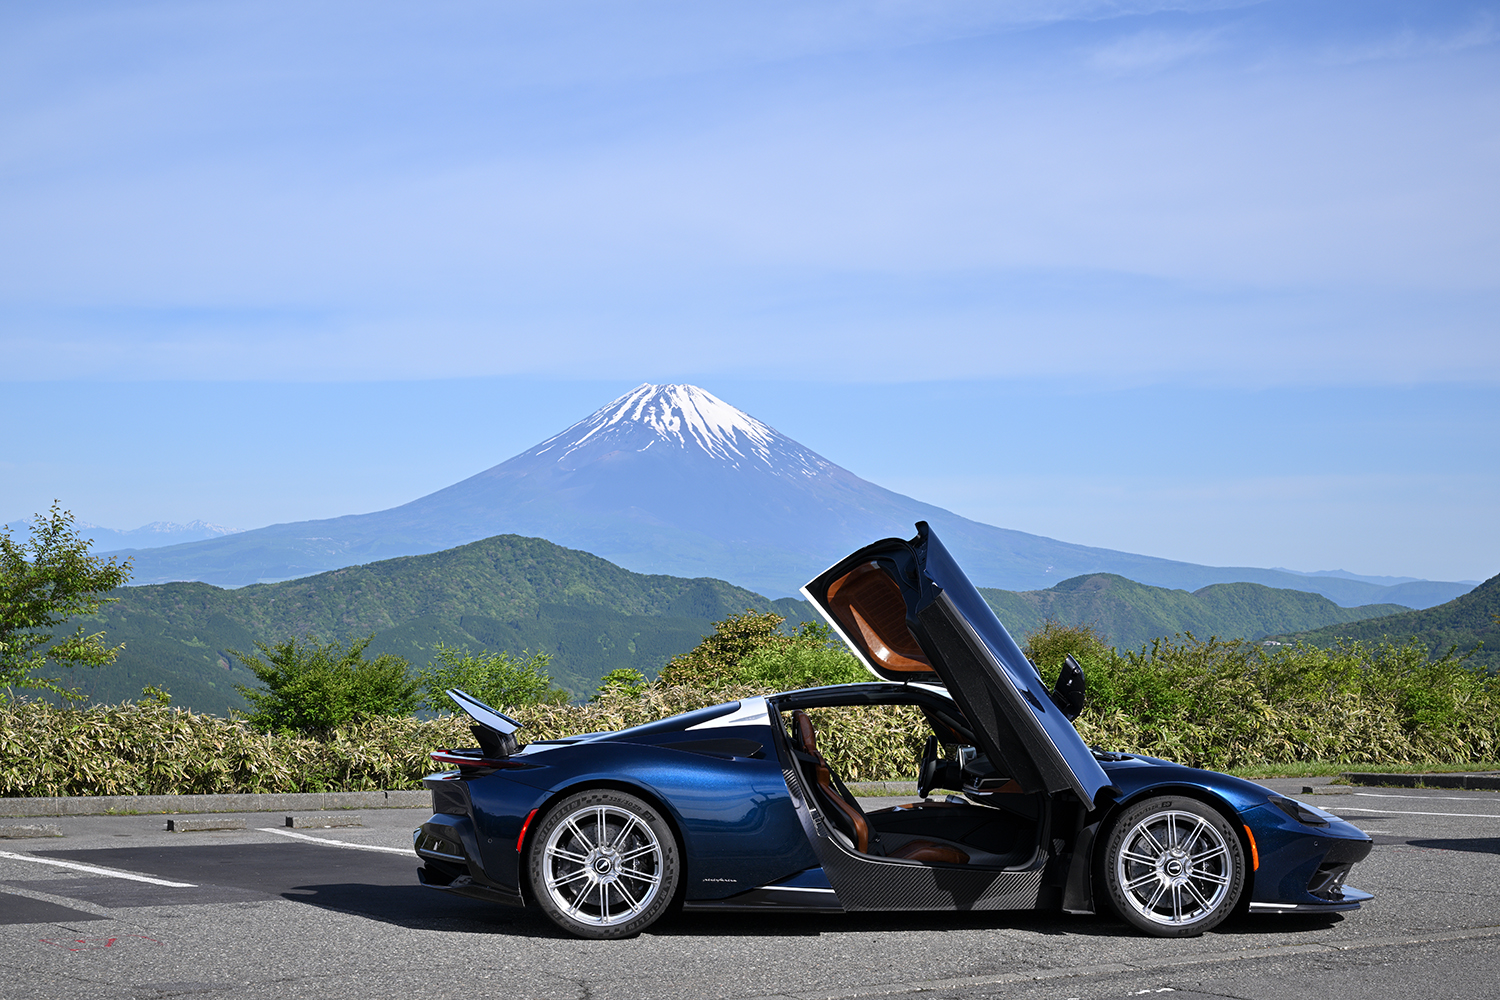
(278, 882), (564, 937)
(1404, 837), (1500, 855)
(275, 884), (1347, 941)
(646, 909), (1100, 938)
(645, 908), (1339, 939)
(1211, 912), (1345, 935)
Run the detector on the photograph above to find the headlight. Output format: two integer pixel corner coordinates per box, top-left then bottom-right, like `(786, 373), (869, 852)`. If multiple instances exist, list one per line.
(1270, 794), (1332, 827)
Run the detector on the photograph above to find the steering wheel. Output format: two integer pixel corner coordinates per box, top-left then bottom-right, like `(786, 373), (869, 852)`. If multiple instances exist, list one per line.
(916, 735), (941, 799)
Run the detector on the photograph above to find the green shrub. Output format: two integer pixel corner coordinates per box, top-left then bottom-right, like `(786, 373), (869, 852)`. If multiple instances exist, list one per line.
(0, 695), (472, 796)
(655, 612), (861, 691)
(232, 634), (420, 734)
(736, 643), (869, 690)
(1022, 619), (1112, 681)
(1069, 634), (1500, 771)
(591, 668), (649, 701)
(655, 610), (795, 687)
(5, 627), (1497, 799)
(417, 643), (564, 713)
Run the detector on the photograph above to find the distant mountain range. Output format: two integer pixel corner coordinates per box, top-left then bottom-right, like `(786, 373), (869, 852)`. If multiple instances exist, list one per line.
(60, 533), (1443, 717)
(1277, 571), (1499, 670)
(4, 517), (243, 552)
(103, 383), (1474, 609)
(1271, 567), (1475, 588)
(978, 575), (1409, 654)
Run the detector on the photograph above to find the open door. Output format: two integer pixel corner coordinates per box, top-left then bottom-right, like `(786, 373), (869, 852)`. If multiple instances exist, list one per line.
(803, 523), (1110, 810)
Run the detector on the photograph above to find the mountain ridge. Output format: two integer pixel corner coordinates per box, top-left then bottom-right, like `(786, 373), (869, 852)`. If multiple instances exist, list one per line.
(1274, 571), (1499, 669)
(61, 532), (815, 715)
(7, 517), (243, 552)
(979, 574), (1409, 653)
(59, 533), (1449, 717)
(105, 384), (1472, 609)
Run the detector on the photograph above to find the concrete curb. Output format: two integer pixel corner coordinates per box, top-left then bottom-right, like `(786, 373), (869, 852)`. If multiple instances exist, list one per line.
(0, 789), (430, 818)
(846, 781), (919, 796)
(1340, 771), (1500, 791)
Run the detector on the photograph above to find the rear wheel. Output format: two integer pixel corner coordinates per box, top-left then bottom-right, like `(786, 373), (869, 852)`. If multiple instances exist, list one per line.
(529, 789), (679, 939)
(1101, 796), (1244, 937)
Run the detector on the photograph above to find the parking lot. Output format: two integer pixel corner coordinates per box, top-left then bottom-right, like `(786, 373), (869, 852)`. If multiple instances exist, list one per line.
(2, 778), (1498, 1000)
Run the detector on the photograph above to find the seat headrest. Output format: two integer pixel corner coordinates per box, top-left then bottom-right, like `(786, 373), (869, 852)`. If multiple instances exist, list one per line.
(791, 709), (819, 756)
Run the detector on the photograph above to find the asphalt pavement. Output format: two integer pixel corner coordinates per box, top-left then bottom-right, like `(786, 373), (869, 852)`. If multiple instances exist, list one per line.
(1, 778), (1497, 1000)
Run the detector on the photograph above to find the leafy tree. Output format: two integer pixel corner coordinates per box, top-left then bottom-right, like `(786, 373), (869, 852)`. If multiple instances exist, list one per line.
(417, 643), (565, 712)
(1022, 618), (1112, 685)
(231, 633), (420, 733)
(0, 503), (131, 702)
(592, 667), (649, 701)
(735, 643), (868, 689)
(656, 611), (863, 691)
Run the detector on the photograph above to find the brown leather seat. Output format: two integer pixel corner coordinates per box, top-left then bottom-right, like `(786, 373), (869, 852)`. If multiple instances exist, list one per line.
(790, 710), (968, 865)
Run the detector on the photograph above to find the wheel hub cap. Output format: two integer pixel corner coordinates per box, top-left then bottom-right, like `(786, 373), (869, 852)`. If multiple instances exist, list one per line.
(589, 848), (621, 883)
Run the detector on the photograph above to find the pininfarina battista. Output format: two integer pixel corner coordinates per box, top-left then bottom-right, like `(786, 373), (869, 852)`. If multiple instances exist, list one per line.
(414, 523), (1372, 938)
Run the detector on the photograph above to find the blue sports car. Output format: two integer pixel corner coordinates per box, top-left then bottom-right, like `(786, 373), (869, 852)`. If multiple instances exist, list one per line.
(413, 523), (1372, 939)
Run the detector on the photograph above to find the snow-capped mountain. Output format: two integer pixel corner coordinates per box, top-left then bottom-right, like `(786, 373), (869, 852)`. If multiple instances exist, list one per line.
(112, 384), (1470, 608)
(532, 384), (831, 477)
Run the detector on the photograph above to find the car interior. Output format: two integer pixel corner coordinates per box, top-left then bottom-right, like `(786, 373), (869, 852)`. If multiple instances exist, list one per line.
(777, 701), (1046, 870)
(787, 554), (1052, 870)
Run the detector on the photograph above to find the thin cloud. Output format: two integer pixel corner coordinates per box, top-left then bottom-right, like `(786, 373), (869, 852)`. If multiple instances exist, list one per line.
(1088, 27), (1228, 72)
(1317, 10), (1500, 66)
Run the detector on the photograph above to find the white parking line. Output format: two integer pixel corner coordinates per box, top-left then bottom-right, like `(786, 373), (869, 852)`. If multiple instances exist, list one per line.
(0, 849), (196, 887)
(1332, 807), (1500, 819)
(1356, 791), (1500, 802)
(258, 828), (411, 855)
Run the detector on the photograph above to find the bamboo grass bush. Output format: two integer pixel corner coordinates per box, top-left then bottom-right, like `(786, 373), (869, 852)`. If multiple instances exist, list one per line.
(1065, 635), (1500, 771)
(3, 614), (1496, 797)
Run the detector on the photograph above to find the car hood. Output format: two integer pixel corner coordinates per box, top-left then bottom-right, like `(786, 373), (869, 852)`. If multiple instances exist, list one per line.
(803, 522), (1111, 810)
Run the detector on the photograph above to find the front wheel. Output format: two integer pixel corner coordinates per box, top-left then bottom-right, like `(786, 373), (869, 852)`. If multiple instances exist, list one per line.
(1100, 796), (1244, 937)
(528, 789), (679, 939)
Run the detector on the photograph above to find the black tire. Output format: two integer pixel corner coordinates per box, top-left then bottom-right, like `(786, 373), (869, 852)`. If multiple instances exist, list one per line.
(528, 789), (679, 939)
(1100, 795), (1244, 937)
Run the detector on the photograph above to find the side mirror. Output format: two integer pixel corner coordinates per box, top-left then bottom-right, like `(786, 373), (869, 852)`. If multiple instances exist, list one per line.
(1049, 654), (1086, 722)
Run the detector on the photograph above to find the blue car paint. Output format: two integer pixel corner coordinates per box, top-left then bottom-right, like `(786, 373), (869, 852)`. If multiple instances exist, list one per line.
(464, 728), (819, 901)
(1099, 757), (1372, 905)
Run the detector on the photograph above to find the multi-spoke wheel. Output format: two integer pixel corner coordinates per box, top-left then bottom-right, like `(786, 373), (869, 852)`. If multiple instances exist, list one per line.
(1101, 796), (1244, 937)
(528, 789), (679, 939)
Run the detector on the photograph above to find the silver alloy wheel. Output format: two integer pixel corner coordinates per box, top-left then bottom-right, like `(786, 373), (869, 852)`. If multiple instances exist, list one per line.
(541, 803), (665, 927)
(1114, 808), (1233, 927)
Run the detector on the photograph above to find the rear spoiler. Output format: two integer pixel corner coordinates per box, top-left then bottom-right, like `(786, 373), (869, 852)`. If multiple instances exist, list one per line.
(448, 688), (522, 759)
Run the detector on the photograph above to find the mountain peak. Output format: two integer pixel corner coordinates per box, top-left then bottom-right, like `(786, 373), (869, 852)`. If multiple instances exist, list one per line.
(527, 383), (831, 476)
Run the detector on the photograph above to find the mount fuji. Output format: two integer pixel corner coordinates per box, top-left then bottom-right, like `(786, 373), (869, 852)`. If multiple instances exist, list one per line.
(114, 384), (1469, 608)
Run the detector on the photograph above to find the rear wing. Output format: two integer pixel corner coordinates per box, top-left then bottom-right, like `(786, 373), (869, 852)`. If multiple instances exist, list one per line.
(448, 688), (522, 759)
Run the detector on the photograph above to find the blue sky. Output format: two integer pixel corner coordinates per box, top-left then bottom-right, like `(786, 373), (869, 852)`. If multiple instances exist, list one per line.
(2, 1), (1497, 583)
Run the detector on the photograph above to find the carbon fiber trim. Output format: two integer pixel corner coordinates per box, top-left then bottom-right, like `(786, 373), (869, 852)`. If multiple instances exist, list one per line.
(683, 885), (844, 913)
(1322, 837), (1373, 865)
(426, 777), (471, 816)
(813, 827), (1046, 910)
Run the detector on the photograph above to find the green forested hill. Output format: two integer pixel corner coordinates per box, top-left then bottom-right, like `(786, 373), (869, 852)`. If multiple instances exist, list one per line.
(978, 574), (1408, 652)
(57, 534), (812, 714)
(1276, 571), (1498, 668)
(55, 534), (1452, 718)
